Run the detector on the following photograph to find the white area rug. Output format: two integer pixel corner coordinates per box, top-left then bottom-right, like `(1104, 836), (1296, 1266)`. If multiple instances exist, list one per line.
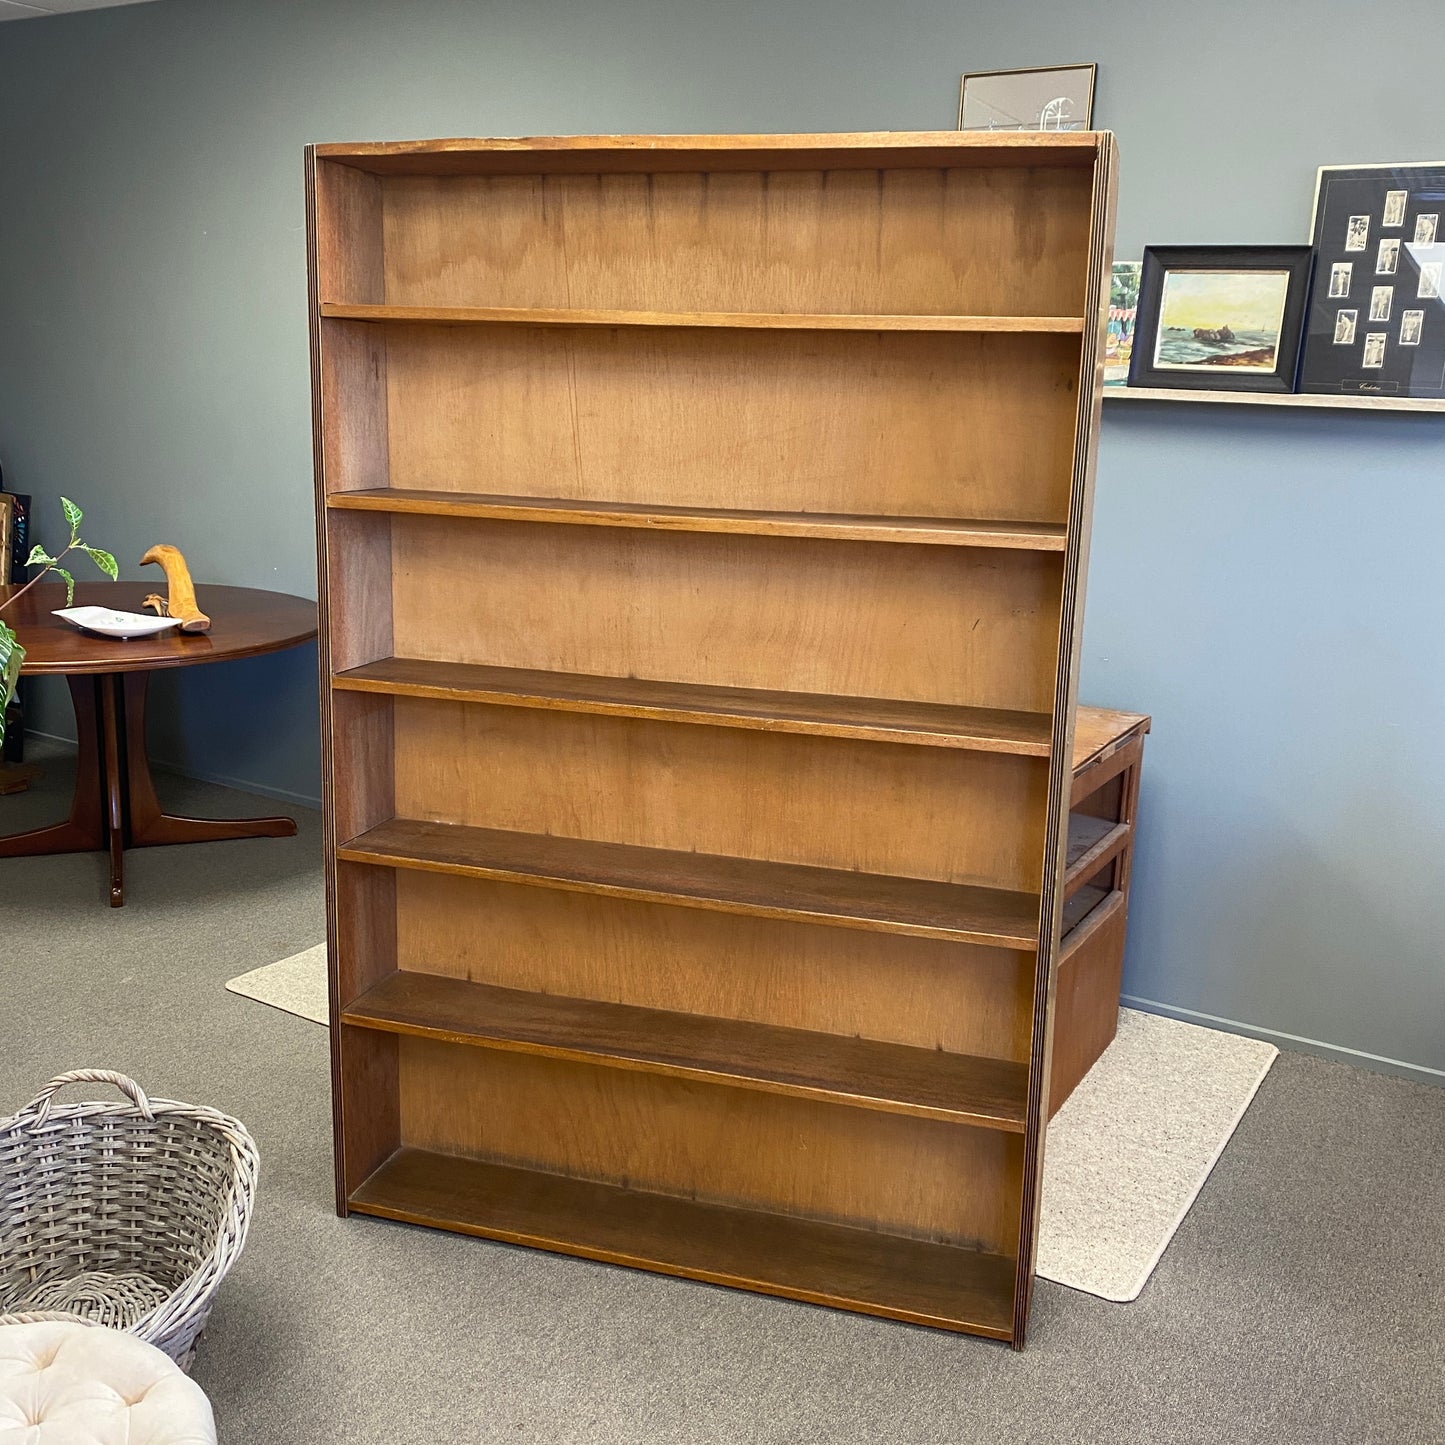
(1038, 1008), (1277, 1301)
(227, 951), (1277, 1303)
(225, 944), (329, 1024)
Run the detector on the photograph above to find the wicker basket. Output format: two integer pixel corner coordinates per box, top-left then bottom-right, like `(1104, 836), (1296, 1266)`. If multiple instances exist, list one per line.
(0, 1070), (258, 1371)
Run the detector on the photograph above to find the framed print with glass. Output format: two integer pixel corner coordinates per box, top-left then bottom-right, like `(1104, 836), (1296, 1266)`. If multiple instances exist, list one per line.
(957, 63), (1096, 132)
(1128, 245), (1314, 393)
(1298, 163), (1445, 398)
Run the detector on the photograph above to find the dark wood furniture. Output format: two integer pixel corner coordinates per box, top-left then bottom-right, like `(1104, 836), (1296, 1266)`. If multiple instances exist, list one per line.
(308, 129), (1117, 1347)
(1053, 705), (1150, 1116)
(0, 580), (318, 906)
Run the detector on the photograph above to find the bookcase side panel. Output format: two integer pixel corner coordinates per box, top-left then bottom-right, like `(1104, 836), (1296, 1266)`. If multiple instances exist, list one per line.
(1013, 136), (1118, 1345)
(311, 153), (399, 1212)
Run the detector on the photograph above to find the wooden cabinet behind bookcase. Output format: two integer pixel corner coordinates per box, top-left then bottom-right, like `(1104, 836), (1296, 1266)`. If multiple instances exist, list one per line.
(307, 130), (1117, 1347)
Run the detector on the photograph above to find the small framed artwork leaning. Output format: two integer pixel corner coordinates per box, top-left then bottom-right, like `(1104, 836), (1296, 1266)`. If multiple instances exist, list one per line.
(958, 63), (1096, 132)
(1128, 245), (1314, 393)
(1298, 162), (1445, 398)
(1104, 261), (1142, 386)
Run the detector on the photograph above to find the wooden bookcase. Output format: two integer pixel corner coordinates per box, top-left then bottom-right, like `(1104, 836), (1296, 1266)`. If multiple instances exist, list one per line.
(306, 130), (1117, 1348)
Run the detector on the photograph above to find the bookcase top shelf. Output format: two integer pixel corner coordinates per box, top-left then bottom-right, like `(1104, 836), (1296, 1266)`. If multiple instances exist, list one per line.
(326, 489), (1070, 550)
(320, 303), (1086, 333)
(314, 129), (1104, 176)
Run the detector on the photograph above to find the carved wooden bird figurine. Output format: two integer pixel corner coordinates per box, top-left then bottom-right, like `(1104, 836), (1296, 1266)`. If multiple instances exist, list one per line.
(140, 545), (211, 633)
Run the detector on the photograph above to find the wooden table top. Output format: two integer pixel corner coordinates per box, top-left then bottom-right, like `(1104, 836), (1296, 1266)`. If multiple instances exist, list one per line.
(1073, 705), (1151, 770)
(4, 581), (317, 675)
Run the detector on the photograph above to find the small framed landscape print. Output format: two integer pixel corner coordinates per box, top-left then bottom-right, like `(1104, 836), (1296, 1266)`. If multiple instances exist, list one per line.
(958, 63), (1096, 132)
(1299, 162), (1445, 397)
(1127, 245), (1314, 393)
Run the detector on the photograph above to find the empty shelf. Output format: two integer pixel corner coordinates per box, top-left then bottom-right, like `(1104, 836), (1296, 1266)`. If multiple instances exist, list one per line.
(325, 488), (1069, 550)
(349, 1147), (1018, 1338)
(337, 819), (1041, 949)
(333, 658), (1054, 755)
(1064, 815), (1131, 894)
(320, 302), (1085, 333)
(343, 972), (1028, 1130)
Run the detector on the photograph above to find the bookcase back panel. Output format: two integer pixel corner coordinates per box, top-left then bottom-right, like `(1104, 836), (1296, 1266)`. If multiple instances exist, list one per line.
(377, 166), (1093, 317)
(391, 698), (1048, 890)
(337, 1026), (399, 1194)
(397, 1037), (1024, 1254)
(378, 323), (1080, 523)
(395, 870), (1035, 1061)
(390, 518), (1064, 713)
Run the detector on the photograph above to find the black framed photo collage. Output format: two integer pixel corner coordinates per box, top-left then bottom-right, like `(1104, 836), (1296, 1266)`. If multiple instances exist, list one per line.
(1297, 163), (1445, 398)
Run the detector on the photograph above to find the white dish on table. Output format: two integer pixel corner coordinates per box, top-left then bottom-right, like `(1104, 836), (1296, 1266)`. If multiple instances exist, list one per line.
(53, 606), (183, 640)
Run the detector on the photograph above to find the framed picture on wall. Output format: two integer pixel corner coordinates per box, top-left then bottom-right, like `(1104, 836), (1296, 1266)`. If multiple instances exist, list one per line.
(957, 63), (1096, 132)
(1104, 261), (1142, 386)
(1297, 162), (1445, 398)
(1127, 245), (1314, 393)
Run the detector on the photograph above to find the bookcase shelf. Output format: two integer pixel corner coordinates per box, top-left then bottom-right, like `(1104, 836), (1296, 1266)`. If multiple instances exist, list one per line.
(321, 302), (1086, 333)
(343, 972), (1028, 1130)
(350, 1147), (1018, 1337)
(337, 818), (1042, 948)
(1064, 814), (1131, 895)
(308, 128), (1116, 1348)
(326, 489), (1069, 550)
(332, 658), (1055, 754)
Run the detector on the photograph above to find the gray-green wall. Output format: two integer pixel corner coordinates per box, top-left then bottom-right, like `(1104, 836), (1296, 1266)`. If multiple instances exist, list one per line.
(2, 0), (1443, 1080)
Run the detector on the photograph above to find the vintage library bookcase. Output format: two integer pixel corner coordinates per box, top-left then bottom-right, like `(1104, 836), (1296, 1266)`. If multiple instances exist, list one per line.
(306, 129), (1117, 1347)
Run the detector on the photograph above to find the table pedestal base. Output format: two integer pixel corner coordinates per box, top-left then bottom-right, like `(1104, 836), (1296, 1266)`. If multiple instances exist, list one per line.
(0, 673), (296, 906)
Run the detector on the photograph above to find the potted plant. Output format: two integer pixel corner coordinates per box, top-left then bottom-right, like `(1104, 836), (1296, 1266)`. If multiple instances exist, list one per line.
(0, 498), (117, 747)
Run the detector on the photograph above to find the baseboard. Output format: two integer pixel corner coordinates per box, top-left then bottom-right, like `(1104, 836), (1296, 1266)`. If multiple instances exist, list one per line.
(23, 728), (323, 811)
(1122, 994), (1445, 1088)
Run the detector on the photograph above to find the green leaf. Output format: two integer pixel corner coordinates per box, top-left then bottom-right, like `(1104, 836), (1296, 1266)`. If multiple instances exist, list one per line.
(61, 496), (82, 539)
(26, 545), (55, 567)
(52, 565), (75, 606)
(83, 546), (119, 581)
(0, 622), (23, 744)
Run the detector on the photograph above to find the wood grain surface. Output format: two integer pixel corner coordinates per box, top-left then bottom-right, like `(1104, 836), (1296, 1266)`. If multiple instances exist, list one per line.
(344, 971), (1028, 1129)
(338, 817), (1041, 948)
(5, 582), (316, 674)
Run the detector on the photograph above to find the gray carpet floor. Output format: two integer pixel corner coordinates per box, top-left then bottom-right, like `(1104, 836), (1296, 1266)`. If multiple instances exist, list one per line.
(2, 739), (1442, 1444)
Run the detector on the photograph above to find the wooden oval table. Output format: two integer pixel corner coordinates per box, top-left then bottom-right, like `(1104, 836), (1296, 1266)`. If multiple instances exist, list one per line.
(1, 581), (317, 906)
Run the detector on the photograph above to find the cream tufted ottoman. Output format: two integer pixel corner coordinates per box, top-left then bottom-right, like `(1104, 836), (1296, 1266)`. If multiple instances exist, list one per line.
(0, 1321), (215, 1444)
